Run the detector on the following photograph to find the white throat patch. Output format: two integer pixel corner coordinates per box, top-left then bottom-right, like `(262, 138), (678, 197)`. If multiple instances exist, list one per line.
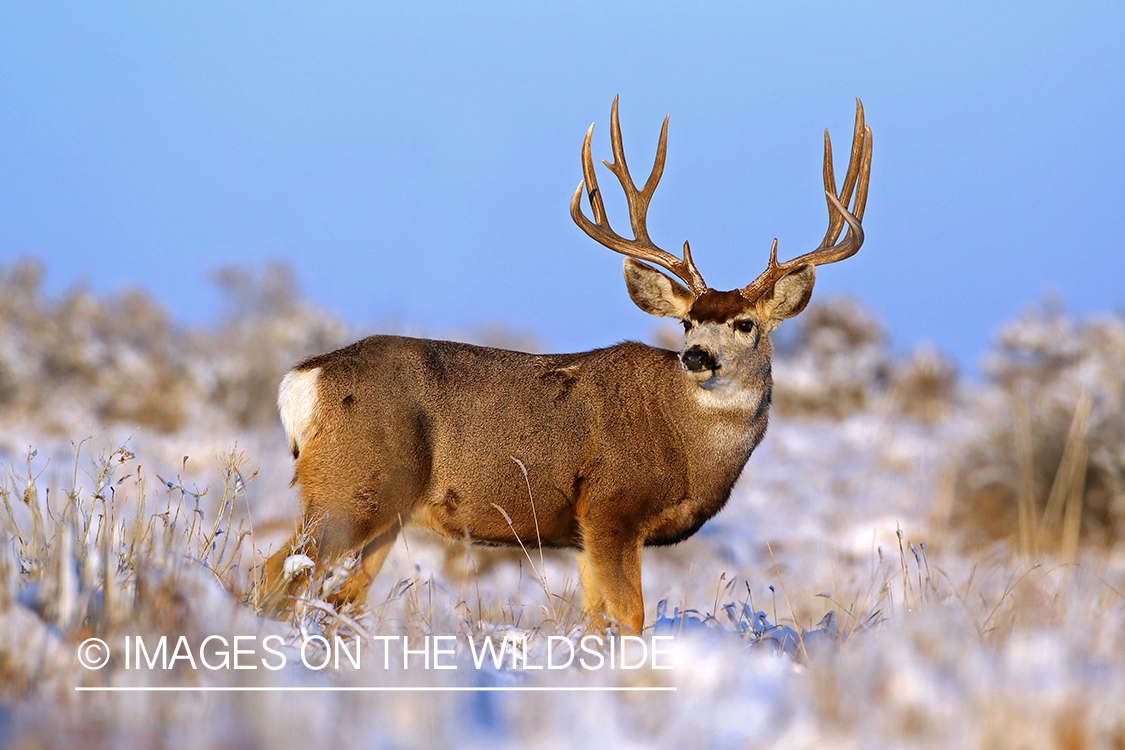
(691, 377), (761, 411)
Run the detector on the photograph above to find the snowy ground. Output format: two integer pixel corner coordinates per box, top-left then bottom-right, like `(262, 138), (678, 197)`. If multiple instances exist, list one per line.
(2, 404), (1123, 750)
(1, 272), (1122, 747)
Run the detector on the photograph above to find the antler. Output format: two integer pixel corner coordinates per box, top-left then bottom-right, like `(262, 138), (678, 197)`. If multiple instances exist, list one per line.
(571, 96), (708, 296)
(740, 99), (873, 302)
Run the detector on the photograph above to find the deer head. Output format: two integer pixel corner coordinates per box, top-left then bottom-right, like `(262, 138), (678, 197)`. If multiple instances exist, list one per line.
(571, 97), (872, 397)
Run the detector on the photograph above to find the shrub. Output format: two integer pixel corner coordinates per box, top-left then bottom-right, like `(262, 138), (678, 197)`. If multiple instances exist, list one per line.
(951, 301), (1125, 554)
(0, 259), (347, 435)
(887, 344), (958, 422)
(771, 297), (892, 418)
(649, 297), (957, 421)
(200, 262), (348, 429)
(0, 260), (195, 433)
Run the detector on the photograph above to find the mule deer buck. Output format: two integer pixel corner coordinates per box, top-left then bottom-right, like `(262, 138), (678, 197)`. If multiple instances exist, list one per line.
(261, 98), (871, 632)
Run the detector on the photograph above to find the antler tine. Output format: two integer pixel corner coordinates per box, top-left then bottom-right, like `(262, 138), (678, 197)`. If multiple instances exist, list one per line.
(852, 123), (873, 223)
(570, 96), (708, 296)
(604, 96), (668, 243)
(818, 99), (867, 249)
(740, 99), (873, 302)
(579, 123), (608, 226)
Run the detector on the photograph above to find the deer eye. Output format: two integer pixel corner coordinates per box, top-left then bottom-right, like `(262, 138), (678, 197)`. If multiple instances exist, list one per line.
(734, 320), (755, 334)
(682, 320), (693, 332)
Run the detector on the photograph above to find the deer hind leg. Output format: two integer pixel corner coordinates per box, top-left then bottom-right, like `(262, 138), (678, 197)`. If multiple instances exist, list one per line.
(328, 519), (402, 609)
(260, 439), (417, 616)
(259, 512), (367, 617)
(260, 498), (404, 616)
(261, 530), (314, 616)
(578, 524), (645, 633)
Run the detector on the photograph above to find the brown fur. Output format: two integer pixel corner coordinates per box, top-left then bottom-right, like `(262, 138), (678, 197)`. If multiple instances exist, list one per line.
(261, 335), (773, 632)
(687, 289), (754, 324)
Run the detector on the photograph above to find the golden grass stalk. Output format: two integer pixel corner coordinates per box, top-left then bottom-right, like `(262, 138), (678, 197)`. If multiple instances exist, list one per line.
(1036, 389), (1092, 556)
(1011, 388), (1038, 558)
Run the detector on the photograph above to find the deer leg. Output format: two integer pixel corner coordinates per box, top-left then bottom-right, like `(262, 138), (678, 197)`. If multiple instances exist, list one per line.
(260, 470), (402, 616)
(328, 520), (402, 608)
(577, 548), (609, 630)
(260, 527), (315, 617)
(579, 529), (645, 633)
(260, 508), (396, 617)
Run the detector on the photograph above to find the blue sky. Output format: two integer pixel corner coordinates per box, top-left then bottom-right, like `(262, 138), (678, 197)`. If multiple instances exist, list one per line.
(1, 2), (1123, 372)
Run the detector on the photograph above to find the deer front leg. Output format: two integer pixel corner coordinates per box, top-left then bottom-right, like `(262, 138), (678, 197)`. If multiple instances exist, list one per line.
(577, 548), (609, 630)
(578, 526), (645, 633)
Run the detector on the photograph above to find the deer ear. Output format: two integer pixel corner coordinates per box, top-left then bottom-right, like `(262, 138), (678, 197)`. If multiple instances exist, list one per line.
(623, 259), (695, 319)
(762, 263), (815, 320)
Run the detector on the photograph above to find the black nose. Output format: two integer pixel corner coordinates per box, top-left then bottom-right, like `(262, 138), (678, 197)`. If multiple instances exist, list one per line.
(682, 346), (718, 373)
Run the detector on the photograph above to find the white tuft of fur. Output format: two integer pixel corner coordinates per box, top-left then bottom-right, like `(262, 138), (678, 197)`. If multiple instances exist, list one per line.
(278, 368), (321, 456)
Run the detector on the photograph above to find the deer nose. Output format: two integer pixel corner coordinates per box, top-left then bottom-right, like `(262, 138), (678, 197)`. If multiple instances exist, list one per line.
(682, 346), (718, 373)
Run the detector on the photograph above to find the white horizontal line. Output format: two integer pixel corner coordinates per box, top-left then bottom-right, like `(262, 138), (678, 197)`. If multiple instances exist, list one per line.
(75, 686), (676, 692)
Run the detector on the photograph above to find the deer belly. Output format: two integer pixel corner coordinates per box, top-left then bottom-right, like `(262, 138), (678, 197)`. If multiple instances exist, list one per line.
(643, 497), (723, 547)
(410, 484), (579, 548)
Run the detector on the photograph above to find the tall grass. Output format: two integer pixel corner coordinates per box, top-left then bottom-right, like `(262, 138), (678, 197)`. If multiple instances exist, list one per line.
(0, 441), (252, 650)
(952, 300), (1125, 554)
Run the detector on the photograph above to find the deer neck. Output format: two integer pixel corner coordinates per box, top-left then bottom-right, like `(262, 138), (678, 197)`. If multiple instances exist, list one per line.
(676, 348), (773, 460)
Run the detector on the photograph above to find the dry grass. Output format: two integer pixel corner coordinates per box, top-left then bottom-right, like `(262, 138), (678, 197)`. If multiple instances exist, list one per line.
(2, 263), (1125, 747)
(0, 441), (253, 664)
(1, 435), (1123, 748)
(951, 300), (1125, 555)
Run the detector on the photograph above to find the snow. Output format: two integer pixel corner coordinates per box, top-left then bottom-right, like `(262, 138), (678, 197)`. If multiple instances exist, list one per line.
(1, 283), (1124, 747)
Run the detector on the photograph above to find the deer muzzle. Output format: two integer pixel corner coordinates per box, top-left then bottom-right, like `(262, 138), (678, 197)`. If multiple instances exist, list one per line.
(681, 346), (719, 376)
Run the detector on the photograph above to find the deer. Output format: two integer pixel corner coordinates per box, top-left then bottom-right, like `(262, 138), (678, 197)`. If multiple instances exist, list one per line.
(260, 97), (871, 633)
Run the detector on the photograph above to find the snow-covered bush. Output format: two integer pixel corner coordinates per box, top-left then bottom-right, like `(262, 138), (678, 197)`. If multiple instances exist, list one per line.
(0, 259), (348, 434)
(0, 259), (196, 432)
(952, 301), (1125, 552)
(653, 296), (956, 421)
(772, 297), (892, 418)
(887, 344), (958, 422)
(199, 263), (348, 429)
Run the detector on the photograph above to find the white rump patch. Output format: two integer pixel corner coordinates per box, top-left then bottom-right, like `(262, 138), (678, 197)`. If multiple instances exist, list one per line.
(278, 368), (321, 456)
